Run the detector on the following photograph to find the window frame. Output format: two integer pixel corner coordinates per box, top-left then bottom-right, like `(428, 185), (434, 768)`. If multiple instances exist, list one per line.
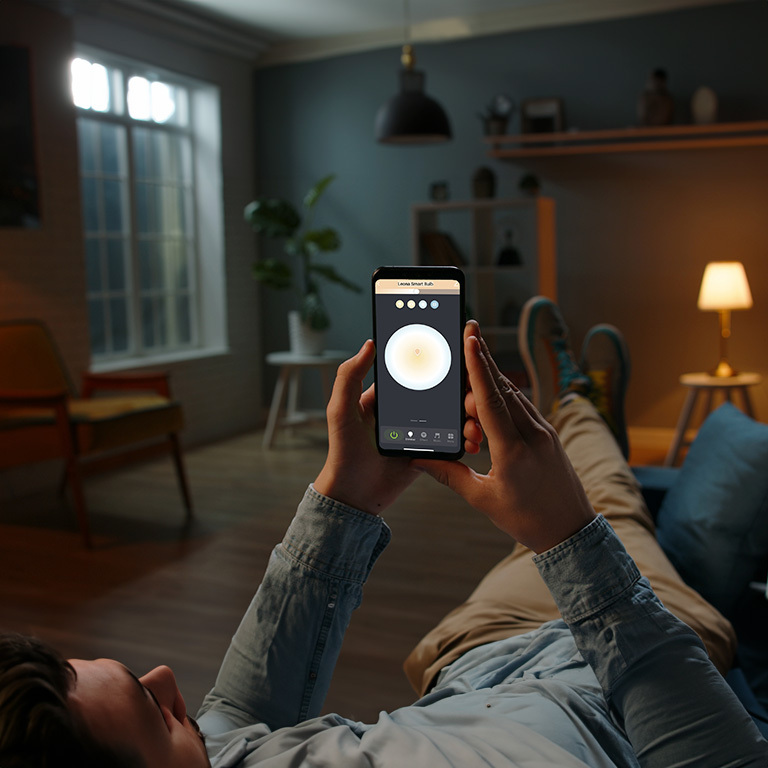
(73, 46), (227, 371)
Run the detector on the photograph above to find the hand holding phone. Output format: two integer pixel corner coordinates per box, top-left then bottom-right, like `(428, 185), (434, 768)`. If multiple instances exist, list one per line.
(372, 266), (465, 460)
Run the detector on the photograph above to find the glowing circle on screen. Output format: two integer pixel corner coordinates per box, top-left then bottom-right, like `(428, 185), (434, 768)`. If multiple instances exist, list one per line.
(384, 324), (451, 391)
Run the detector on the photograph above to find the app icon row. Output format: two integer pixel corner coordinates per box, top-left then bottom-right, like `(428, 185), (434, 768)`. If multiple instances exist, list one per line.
(395, 299), (440, 309)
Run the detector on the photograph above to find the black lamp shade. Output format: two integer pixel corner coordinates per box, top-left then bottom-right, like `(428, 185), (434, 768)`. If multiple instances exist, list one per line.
(375, 69), (451, 145)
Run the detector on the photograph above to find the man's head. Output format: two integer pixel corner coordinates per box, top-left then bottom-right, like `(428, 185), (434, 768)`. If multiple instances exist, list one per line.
(0, 633), (210, 768)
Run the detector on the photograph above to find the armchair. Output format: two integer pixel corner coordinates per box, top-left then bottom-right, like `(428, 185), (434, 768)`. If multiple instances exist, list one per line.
(0, 319), (192, 546)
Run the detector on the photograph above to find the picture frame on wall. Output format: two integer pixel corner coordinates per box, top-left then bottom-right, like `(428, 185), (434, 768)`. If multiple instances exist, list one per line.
(0, 46), (41, 229)
(520, 98), (565, 134)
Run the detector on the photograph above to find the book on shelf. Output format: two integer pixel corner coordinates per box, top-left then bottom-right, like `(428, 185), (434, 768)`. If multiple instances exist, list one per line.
(419, 231), (465, 268)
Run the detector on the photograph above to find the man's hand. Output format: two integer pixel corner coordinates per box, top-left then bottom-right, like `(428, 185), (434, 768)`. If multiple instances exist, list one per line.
(314, 339), (422, 515)
(413, 321), (596, 553)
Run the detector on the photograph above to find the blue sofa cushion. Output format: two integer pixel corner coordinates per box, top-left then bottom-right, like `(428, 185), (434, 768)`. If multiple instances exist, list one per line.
(656, 402), (768, 619)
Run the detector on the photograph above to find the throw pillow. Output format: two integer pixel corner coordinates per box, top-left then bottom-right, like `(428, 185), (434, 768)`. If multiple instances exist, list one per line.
(656, 402), (768, 619)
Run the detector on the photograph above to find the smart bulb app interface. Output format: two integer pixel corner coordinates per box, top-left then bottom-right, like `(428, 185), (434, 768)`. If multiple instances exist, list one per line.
(374, 276), (463, 454)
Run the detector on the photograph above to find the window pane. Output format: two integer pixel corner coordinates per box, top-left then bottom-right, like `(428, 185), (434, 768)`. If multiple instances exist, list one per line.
(142, 298), (155, 348)
(77, 120), (98, 173)
(176, 295), (191, 344)
(90, 63), (110, 112)
(170, 138), (183, 182)
(106, 238), (126, 291)
(71, 58), (92, 109)
(135, 182), (154, 233)
(88, 298), (106, 355)
(138, 240), (155, 291)
(174, 87), (189, 127)
(100, 122), (124, 176)
(162, 240), (188, 290)
(81, 177), (100, 231)
(151, 81), (176, 124)
(151, 184), (165, 234)
(156, 296), (167, 346)
(109, 298), (129, 351)
(133, 128), (149, 180)
(150, 131), (165, 180)
(71, 58), (110, 112)
(85, 238), (102, 292)
(102, 179), (124, 232)
(127, 76), (151, 120)
(177, 243), (190, 290)
(160, 186), (183, 234)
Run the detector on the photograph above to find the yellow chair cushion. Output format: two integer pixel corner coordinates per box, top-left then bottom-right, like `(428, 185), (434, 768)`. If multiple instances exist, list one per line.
(0, 396), (184, 455)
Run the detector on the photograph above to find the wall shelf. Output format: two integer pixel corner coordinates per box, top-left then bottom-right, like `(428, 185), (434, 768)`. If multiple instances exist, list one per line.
(485, 120), (768, 158)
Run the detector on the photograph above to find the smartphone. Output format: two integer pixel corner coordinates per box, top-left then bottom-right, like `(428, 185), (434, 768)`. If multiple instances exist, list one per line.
(372, 265), (465, 460)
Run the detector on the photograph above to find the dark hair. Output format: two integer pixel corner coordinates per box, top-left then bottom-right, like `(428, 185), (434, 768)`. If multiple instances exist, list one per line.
(0, 632), (143, 768)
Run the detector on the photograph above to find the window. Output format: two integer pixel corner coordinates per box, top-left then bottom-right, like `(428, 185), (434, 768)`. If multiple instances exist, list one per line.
(71, 51), (225, 365)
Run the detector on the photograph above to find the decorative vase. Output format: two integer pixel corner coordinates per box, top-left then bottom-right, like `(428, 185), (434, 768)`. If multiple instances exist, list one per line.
(637, 68), (674, 126)
(472, 166), (496, 199)
(288, 310), (327, 356)
(691, 86), (718, 125)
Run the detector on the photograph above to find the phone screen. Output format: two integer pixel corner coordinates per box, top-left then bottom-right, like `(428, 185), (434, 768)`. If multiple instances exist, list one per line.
(372, 266), (465, 459)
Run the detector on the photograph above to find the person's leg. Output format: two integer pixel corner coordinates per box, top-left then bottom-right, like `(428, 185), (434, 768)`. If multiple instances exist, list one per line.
(404, 300), (735, 695)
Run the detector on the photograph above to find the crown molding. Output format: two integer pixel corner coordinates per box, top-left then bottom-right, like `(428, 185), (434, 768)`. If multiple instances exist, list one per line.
(256, 0), (746, 67)
(30, 0), (746, 67)
(32, 0), (269, 61)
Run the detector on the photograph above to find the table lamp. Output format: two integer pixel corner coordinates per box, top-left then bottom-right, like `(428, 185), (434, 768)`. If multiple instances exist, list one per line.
(697, 261), (753, 377)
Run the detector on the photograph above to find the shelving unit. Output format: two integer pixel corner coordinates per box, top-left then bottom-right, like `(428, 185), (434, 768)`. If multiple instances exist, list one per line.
(484, 120), (768, 159)
(411, 197), (556, 380)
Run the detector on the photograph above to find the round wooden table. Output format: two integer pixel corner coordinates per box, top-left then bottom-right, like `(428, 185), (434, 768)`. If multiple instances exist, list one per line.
(663, 371), (761, 466)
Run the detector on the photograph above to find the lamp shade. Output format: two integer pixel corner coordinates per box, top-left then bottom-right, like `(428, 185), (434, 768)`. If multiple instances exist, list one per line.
(697, 261), (753, 311)
(375, 68), (451, 145)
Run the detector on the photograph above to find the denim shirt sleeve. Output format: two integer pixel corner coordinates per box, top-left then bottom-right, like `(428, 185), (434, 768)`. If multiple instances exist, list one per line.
(196, 485), (391, 733)
(534, 515), (768, 768)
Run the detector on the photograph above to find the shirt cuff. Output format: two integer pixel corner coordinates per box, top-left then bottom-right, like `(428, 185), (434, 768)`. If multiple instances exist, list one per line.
(533, 515), (642, 624)
(280, 485), (392, 584)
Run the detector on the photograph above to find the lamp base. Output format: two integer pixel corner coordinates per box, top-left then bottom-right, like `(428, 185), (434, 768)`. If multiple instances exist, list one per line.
(711, 359), (738, 377)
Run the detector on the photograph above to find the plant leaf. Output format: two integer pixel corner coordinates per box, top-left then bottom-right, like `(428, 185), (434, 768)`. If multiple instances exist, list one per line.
(244, 198), (301, 239)
(308, 263), (362, 293)
(252, 258), (293, 290)
(303, 174), (336, 209)
(303, 227), (341, 253)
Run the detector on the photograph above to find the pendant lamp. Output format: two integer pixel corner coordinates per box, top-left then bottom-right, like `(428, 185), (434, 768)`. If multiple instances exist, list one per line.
(375, 2), (451, 145)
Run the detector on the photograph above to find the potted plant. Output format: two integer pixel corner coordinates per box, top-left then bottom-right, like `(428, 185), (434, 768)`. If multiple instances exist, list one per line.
(244, 174), (361, 353)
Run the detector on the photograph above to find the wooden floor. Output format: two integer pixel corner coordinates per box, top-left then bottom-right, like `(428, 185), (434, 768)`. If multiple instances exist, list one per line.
(0, 424), (670, 724)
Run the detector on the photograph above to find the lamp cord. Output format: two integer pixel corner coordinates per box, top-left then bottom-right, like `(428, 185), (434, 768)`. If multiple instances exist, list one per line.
(403, 0), (410, 43)
(401, 0), (415, 69)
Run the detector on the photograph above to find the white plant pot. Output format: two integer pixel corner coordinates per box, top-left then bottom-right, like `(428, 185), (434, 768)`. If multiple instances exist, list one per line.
(288, 310), (327, 356)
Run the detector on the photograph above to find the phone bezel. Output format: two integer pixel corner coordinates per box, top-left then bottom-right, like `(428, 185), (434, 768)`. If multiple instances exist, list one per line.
(372, 265), (466, 460)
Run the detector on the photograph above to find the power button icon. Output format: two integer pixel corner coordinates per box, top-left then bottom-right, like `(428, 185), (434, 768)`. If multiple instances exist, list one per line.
(389, 430), (399, 440)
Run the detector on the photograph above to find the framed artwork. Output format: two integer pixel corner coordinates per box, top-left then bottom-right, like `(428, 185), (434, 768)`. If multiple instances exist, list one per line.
(0, 46), (41, 228)
(521, 98), (565, 134)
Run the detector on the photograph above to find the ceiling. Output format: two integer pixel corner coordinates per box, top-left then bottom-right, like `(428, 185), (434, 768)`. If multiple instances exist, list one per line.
(53, 0), (745, 64)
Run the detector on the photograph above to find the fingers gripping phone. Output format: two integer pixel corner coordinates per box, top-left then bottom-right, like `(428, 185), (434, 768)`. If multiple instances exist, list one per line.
(372, 266), (465, 460)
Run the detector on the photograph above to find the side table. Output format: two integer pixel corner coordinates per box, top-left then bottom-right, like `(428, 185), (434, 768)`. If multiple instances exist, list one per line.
(664, 371), (762, 466)
(263, 350), (348, 449)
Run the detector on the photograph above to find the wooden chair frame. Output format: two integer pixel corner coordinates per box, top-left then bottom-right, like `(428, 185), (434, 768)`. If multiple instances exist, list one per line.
(0, 321), (192, 546)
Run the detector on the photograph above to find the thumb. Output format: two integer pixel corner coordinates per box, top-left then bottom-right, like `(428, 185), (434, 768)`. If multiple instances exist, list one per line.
(412, 459), (478, 499)
(328, 340), (374, 419)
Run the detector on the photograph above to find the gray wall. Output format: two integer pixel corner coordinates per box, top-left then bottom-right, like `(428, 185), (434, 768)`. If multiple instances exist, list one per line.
(255, 0), (768, 429)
